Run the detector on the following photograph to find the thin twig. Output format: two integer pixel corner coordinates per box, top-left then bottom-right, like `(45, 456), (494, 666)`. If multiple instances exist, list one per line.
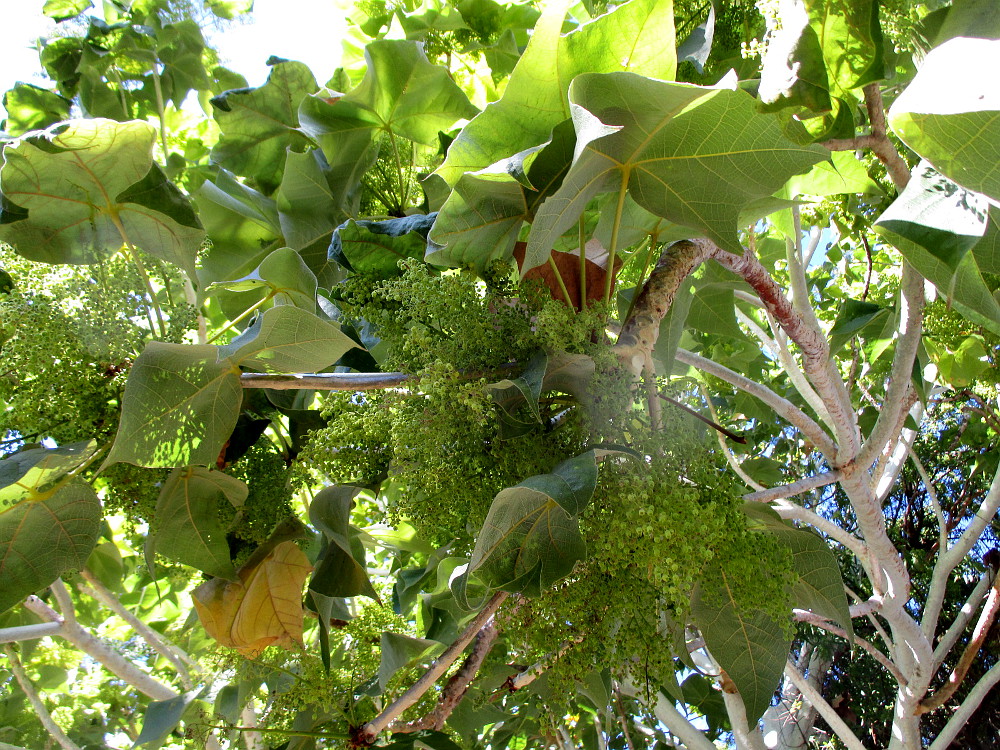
(355, 592), (508, 745)
(793, 610), (906, 684)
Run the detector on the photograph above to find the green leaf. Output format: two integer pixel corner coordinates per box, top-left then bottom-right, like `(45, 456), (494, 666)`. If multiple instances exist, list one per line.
(437, 0), (678, 183)
(194, 169), (281, 287)
(469, 451), (600, 595)
(0, 441), (99, 509)
(0, 481), (102, 615)
(275, 150), (347, 251)
(688, 283), (746, 340)
(210, 246), (318, 310)
(42, 0), (92, 21)
(298, 40), (477, 154)
(204, 0), (253, 19)
(972, 206), (1000, 275)
(782, 150), (881, 198)
(875, 162), (989, 272)
(759, 0), (884, 114)
(486, 351), (547, 426)
(378, 632), (441, 692)
(427, 118), (577, 271)
(0, 119), (203, 276)
(107, 343), (244, 468)
(331, 214), (436, 277)
(308, 485), (380, 601)
(889, 37), (1000, 202)
(926, 335), (991, 388)
(219, 304), (358, 372)
(875, 167), (1000, 335)
(426, 172), (528, 271)
(691, 569), (791, 725)
(148, 467), (247, 580)
(829, 299), (889, 354)
(132, 689), (202, 748)
(743, 503), (853, 642)
(526, 74), (826, 269)
(1, 84), (72, 136)
(381, 730), (464, 750)
(210, 61), (319, 192)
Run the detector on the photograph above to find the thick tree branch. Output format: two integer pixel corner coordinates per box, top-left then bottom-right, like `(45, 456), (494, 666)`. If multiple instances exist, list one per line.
(0, 621), (64, 643)
(241, 372), (410, 390)
(708, 246), (858, 461)
(769, 500), (868, 561)
(3, 644), (83, 750)
(23, 591), (177, 702)
(858, 264), (924, 472)
(78, 569), (196, 689)
(354, 592), (507, 745)
(822, 84), (911, 191)
(933, 567), (997, 667)
(395, 621), (499, 732)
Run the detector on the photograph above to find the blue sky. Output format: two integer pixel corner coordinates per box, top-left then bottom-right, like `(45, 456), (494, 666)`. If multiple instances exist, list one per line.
(1, 1), (348, 119)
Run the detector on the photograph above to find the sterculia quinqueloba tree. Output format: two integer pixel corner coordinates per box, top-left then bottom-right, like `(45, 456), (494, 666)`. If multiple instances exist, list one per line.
(0, 0), (999, 748)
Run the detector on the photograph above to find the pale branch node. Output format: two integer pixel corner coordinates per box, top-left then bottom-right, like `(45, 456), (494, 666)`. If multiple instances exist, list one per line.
(675, 348), (836, 457)
(822, 83), (912, 191)
(355, 591), (508, 745)
(2, 644), (83, 750)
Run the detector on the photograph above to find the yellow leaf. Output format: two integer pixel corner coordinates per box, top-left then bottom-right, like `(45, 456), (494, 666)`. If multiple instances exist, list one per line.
(193, 540), (312, 657)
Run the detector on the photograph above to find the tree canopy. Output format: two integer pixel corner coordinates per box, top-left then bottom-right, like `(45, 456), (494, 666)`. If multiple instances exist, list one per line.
(0, 0), (999, 749)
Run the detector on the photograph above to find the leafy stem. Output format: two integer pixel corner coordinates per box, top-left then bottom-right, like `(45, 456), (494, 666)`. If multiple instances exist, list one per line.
(107, 210), (168, 339)
(206, 293), (273, 344)
(604, 178), (629, 307)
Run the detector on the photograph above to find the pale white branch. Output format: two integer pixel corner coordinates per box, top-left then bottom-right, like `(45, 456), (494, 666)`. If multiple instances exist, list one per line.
(783, 661), (868, 750)
(23, 593), (177, 702)
(0, 621), (63, 643)
(743, 472), (840, 503)
(932, 568), (997, 667)
(858, 264), (924, 471)
(927, 661), (1000, 750)
(792, 611), (905, 684)
(721, 689), (767, 750)
(770, 500), (868, 560)
(675, 348), (836, 457)
(3, 644), (83, 750)
(79, 569), (196, 689)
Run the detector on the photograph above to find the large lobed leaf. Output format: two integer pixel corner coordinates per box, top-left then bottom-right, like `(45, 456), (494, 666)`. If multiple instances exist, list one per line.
(437, 0), (678, 184)
(147, 467), (248, 580)
(692, 569), (791, 726)
(469, 451), (600, 596)
(0, 119), (204, 276)
(0, 481), (102, 614)
(109, 306), (358, 468)
(525, 74), (826, 269)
